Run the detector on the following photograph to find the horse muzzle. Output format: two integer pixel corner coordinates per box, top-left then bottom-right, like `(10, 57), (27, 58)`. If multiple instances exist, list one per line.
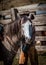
(25, 37), (32, 44)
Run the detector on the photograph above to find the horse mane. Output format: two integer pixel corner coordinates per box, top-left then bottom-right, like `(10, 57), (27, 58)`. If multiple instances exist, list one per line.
(4, 18), (21, 40)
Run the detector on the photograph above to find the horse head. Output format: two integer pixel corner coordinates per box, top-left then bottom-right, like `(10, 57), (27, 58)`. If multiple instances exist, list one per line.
(21, 14), (34, 44)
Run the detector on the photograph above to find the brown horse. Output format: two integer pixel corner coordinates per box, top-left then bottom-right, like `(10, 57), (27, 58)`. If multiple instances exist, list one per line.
(0, 12), (21, 65)
(19, 14), (38, 65)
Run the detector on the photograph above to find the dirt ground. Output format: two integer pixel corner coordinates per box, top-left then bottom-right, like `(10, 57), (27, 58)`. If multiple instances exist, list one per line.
(12, 54), (46, 65)
(0, 54), (46, 65)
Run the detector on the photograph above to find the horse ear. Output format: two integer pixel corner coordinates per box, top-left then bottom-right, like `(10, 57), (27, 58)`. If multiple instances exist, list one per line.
(28, 14), (34, 20)
(31, 14), (34, 20)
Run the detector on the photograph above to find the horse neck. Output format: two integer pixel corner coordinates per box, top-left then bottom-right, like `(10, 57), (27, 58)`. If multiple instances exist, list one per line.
(3, 18), (21, 53)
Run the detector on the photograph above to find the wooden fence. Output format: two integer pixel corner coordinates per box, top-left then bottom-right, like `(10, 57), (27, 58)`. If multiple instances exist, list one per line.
(0, 4), (46, 44)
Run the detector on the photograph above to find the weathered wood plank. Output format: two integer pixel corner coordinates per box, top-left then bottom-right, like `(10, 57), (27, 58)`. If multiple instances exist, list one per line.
(36, 11), (46, 15)
(37, 4), (46, 10)
(37, 7), (46, 11)
(35, 16), (46, 20)
(15, 4), (38, 13)
(35, 31), (46, 36)
(33, 15), (46, 24)
(11, 8), (16, 21)
(0, 4), (38, 15)
(0, 19), (12, 25)
(35, 36), (46, 41)
(4, 15), (11, 19)
(35, 14), (46, 16)
(0, 10), (11, 15)
(33, 21), (46, 25)
(35, 26), (46, 31)
(0, 4), (46, 15)
(35, 46), (46, 52)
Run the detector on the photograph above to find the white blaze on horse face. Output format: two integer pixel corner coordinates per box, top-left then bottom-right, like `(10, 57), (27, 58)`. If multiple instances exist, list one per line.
(21, 20), (32, 39)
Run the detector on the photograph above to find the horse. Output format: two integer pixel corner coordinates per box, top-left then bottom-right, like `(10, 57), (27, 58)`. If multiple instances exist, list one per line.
(19, 14), (38, 65)
(0, 12), (38, 65)
(0, 13), (21, 65)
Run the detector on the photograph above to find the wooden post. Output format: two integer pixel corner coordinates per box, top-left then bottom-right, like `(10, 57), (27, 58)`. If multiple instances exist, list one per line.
(11, 8), (16, 21)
